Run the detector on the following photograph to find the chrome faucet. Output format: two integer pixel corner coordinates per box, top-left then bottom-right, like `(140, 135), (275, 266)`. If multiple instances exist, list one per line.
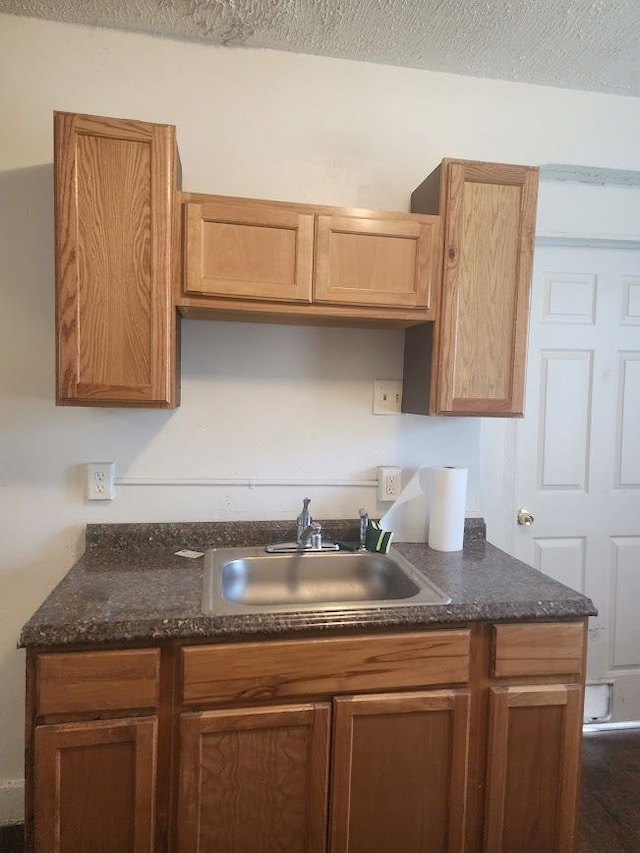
(296, 497), (312, 546)
(298, 521), (323, 551)
(358, 508), (369, 550)
(264, 498), (338, 553)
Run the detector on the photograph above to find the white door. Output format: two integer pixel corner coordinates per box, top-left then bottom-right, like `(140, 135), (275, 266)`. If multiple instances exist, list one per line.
(512, 244), (640, 721)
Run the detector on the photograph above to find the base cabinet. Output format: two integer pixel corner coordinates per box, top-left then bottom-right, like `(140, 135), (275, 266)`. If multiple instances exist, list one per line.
(34, 717), (157, 853)
(26, 621), (586, 852)
(177, 690), (470, 853)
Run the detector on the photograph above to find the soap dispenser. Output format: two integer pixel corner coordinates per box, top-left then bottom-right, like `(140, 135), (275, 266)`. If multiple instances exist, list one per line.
(296, 498), (312, 545)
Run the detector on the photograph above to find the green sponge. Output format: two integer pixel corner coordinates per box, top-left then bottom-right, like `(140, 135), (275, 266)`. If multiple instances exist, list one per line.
(366, 519), (394, 554)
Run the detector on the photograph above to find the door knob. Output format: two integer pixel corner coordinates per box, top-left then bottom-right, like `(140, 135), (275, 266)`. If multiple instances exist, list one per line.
(517, 508), (534, 526)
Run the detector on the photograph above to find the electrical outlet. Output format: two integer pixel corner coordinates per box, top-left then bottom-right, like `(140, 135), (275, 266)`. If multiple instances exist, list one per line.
(377, 466), (402, 501)
(373, 380), (403, 415)
(86, 462), (116, 500)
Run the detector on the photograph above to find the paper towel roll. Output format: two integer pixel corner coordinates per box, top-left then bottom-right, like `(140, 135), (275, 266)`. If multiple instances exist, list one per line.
(427, 467), (468, 552)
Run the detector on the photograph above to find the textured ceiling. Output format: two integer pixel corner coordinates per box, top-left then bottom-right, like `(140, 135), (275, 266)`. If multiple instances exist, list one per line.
(2, 0), (640, 98)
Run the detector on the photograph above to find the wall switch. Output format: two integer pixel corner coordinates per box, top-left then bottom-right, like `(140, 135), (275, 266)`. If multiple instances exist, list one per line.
(86, 462), (116, 500)
(377, 466), (402, 501)
(373, 380), (403, 415)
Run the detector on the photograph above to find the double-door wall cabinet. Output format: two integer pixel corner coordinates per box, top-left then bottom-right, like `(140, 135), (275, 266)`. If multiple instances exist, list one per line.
(26, 620), (586, 852)
(53, 112), (539, 416)
(178, 194), (441, 325)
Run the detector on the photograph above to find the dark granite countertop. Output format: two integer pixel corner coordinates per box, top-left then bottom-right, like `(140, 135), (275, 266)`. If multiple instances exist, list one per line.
(19, 520), (596, 648)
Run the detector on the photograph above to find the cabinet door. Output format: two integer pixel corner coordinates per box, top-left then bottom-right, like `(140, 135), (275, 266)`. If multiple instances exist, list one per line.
(54, 111), (178, 407)
(314, 214), (440, 311)
(437, 160), (538, 415)
(484, 684), (583, 852)
(34, 716), (157, 853)
(177, 703), (330, 853)
(184, 198), (315, 303)
(330, 690), (470, 853)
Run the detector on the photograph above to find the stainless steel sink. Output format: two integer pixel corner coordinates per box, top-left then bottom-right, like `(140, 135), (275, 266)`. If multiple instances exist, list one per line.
(202, 546), (450, 615)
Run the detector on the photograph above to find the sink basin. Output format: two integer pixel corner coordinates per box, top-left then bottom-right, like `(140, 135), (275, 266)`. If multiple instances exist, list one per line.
(202, 546), (450, 615)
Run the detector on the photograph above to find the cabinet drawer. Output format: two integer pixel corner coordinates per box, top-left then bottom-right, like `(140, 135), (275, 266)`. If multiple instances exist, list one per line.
(493, 622), (585, 677)
(182, 630), (470, 706)
(37, 648), (160, 716)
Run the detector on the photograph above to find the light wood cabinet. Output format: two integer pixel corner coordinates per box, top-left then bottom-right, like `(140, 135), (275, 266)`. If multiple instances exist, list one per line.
(25, 620), (586, 852)
(54, 111), (180, 408)
(34, 717), (157, 853)
(403, 159), (539, 416)
(179, 193), (441, 325)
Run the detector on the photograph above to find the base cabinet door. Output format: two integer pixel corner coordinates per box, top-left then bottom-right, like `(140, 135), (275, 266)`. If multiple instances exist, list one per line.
(329, 690), (470, 853)
(33, 716), (157, 853)
(177, 703), (331, 853)
(484, 683), (583, 852)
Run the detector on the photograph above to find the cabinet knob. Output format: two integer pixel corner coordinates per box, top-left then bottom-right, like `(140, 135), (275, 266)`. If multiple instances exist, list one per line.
(517, 508), (534, 526)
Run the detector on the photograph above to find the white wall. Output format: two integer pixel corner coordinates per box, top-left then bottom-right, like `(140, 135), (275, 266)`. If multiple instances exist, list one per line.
(1, 12), (640, 821)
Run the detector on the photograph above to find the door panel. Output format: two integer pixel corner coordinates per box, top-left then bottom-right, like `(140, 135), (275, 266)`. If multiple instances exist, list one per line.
(177, 703), (330, 853)
(484, 684), (583, 852)
(329, 690), (469, 853)
(34, 717), (157, 853)
(514, 245), (640, 720)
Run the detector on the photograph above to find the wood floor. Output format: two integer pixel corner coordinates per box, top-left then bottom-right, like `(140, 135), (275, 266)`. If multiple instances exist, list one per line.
(1, 729), (638, 852)
(577, 729), (640, 852)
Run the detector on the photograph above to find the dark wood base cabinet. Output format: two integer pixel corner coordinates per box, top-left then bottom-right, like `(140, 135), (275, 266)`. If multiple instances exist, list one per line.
(25, 621), (586, 852)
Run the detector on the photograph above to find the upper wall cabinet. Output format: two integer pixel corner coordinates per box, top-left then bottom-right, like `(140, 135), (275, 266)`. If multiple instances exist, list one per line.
(54, 111), (180, 408)
(179, 194), (441, 326)
(403, 159), (539, 417)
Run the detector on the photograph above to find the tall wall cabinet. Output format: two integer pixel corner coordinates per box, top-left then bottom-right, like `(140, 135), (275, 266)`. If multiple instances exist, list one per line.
(403, 159), (539, 416)
(54, 112), (180, 407)
(52, 113), (539, 416)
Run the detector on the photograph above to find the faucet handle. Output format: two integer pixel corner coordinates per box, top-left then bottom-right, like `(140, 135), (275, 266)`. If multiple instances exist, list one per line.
(310, 521), (322, 550)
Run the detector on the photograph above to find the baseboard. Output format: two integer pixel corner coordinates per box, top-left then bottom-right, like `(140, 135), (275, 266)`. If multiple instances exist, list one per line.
(583, 720), (640, 734)
(0, 780), (24, 825)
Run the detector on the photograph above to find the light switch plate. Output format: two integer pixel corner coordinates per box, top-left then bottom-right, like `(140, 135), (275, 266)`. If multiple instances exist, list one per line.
(373, 380), (403, 415)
